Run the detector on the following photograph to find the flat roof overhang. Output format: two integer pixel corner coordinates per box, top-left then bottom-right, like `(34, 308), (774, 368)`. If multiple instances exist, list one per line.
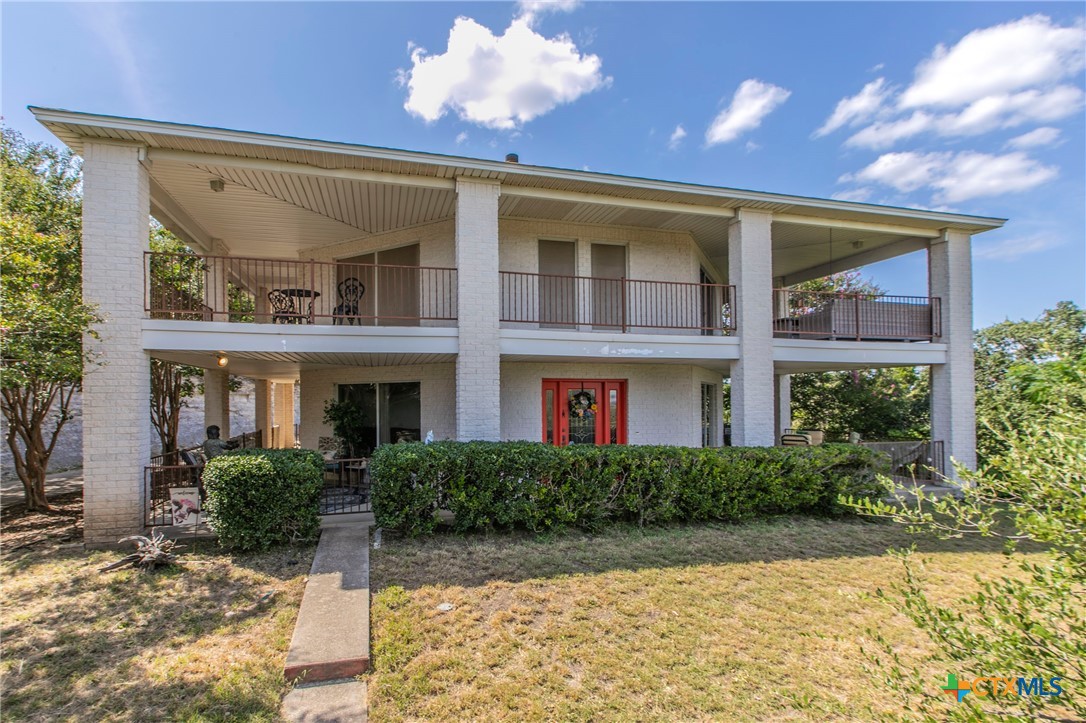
(34, 106), (1006, 283)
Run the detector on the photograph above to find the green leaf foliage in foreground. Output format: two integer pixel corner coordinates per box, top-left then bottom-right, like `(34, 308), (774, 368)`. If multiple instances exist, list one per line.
(843, 408), (1086, 721)
(202, 448), (324, 551)
(370, 441), (886, 536)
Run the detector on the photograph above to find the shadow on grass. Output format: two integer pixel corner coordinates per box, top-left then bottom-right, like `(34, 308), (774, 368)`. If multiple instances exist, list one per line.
(371, 513), (1038, 592)
(0, 543), (314, 722)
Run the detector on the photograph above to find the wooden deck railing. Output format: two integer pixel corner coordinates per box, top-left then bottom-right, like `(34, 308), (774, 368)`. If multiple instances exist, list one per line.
(146, 252), (458, 326)
(773, 289), (941, 342)
(500, 271), (736, 334)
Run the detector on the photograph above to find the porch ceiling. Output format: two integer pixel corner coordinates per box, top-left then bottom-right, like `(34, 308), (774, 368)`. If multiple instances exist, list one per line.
(35, 108), (1003, 278)
(150, 159), (456, 258)
(151, 350), (456, 380)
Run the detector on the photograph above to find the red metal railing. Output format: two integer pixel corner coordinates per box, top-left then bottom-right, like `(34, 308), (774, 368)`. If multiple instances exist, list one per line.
(773, 289), (941, 341)
(146, 252), (458, 325)
(500, 271), (736, 334)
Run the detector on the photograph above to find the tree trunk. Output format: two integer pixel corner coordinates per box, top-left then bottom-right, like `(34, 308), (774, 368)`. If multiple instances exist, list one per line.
(150, 360), (185, 465)
(1, 381), (75, 513)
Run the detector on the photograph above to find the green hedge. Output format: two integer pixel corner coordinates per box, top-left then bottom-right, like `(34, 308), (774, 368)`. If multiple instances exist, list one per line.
(369, 441), (886, 536)
(202, 448), (324, 551)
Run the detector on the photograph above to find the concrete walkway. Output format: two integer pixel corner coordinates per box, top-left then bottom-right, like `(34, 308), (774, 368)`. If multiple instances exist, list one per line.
(0, 468), (84, 508)
(282, 524), (371, 722)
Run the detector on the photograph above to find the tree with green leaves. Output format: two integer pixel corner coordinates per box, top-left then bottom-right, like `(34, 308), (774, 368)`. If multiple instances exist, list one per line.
(974, 301), (1086, 464)
(845, 359), (1086, 720)
(1, 128), (100, 511)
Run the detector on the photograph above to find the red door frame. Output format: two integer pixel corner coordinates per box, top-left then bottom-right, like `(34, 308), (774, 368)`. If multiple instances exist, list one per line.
(541, 379), (628, 446)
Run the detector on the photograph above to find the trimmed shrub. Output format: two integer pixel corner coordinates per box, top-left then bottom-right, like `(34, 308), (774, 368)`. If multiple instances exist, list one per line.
(202, 448), (324, 551)
(370, 442), (886, 536)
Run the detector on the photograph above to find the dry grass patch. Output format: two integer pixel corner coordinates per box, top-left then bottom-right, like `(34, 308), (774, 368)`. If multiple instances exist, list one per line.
(1, 510), (313, 722)
(369, 517), (1037, 721)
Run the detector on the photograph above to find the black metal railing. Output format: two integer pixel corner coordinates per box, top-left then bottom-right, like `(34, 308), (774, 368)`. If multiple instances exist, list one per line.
(862, 440), (946, 482)
(500, 271), (736, 334)
(146, 252), (458, 326)
(321, 458), (371, 515)
(145, 430), (262, 526)
(773, 289), (940, 342)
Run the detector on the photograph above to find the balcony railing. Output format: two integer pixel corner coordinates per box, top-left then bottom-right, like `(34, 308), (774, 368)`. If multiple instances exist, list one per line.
(500, 271), (736, 334)
(773, 289), (941, 342)
(145, 252), (458, 326)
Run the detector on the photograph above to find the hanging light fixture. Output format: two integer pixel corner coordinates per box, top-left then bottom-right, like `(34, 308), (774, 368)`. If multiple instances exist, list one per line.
(216, 354), (229, 367)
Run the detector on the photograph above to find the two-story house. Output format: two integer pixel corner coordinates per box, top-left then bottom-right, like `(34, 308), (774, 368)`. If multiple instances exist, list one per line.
(31, 107), (1004, 546)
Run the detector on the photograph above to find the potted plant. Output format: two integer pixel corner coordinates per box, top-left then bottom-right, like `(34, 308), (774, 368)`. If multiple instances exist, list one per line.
(323, 398), (367, 458)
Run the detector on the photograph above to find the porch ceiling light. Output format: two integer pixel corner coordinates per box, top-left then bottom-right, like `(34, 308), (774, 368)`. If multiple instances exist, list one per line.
(210, 178), (225, 192)
(216, 354), (229, 367)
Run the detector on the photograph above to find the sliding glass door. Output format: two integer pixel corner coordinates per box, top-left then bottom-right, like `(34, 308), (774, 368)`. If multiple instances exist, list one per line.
(337, 382), (421, 455)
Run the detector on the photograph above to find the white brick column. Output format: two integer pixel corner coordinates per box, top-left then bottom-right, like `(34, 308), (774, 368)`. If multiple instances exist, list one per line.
(204, 242), (229, 321)
(929, 230), (976, 480)
(81, 141), (151, 545)
(204, 369), (230, 439)
(274, 382), (296, 448)
(253, 379), (273, 446)
(454, 178), (501, 441)
(728, 208), (776, 446)
(775, 373), (792, 438)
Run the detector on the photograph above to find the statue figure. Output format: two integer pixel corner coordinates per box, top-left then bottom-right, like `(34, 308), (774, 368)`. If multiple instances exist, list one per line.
(202, 425), (238, 460)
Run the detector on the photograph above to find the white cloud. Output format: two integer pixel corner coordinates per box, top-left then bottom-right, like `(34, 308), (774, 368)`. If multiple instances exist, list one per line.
(826, 15), (1084, 161)
(831, 187), (874, 203)
(1006, 126), (1062, 149)
(744, 140), (761, 153)
(934, 151), (1058, 203)
(845, 111), (935, 149)
(80, 5), (152, 115)
(401, 16), (609, 130)
(844, 150), (1058, 203)
(814, 78), (890, 137)
(843, 84), (1084, 148)
(974, 234), (1062, 261)
(667, 124), (687, 150)
(705, 79), (791, 146)
(517, 0), (581, 27)
(936, 85), (1085, 135)
(843, 151), (950, 193)
(455, 131), (469, 145)
(901, 14), (1086, 109)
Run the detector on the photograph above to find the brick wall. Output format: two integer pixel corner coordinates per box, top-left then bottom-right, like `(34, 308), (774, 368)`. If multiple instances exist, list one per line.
(501, 362), (723, 447)
(929, 230), (976, 477)
(298, 363), (456, 448)
(728, 208), (775, 446)
(455, 179), (502, 440)
(81, 142), (152, 544)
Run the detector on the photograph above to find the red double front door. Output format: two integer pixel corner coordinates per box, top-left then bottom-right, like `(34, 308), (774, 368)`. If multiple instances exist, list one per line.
(542, 379), (628, 446)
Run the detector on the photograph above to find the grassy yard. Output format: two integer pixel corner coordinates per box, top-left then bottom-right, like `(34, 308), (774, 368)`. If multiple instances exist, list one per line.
(368, 516), (1041, 721)
(0, 495), (314, 722)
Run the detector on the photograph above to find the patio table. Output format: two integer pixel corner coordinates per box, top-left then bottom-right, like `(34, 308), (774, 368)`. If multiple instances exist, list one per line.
(272, 288), (320, 323)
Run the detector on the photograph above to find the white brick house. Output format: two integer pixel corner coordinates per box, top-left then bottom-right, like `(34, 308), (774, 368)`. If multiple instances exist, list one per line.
(32, 108), (1004, 545)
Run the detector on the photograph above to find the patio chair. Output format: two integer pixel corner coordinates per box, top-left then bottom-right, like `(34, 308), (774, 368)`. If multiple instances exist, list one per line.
(268, 289), (301, 324)
(333, 277), (365, 325)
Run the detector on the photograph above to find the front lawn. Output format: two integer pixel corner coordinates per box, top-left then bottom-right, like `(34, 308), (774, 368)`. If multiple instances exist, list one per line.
(368, 516), (1036, 721)
(0, 500), (313, 722)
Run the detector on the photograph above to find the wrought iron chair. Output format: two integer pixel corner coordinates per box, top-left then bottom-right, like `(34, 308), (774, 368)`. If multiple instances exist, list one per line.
(332, 277), (365, 325)
(268, 289), (301, 324)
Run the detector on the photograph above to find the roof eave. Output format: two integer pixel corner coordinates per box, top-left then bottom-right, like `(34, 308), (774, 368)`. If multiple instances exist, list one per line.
(30, 106), (1007, 233)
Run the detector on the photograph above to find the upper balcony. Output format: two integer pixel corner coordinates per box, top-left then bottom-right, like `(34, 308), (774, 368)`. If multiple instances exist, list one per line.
(146, 251), (458, 326)
(773, 288), (941, 342)
(499, 271), (736, 335)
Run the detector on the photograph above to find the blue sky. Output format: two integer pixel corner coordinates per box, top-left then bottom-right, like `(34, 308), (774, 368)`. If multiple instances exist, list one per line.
(4, 1), (1083, 328)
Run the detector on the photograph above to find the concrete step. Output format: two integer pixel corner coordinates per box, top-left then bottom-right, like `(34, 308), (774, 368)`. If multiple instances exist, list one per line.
(284, 525), (371, 684)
